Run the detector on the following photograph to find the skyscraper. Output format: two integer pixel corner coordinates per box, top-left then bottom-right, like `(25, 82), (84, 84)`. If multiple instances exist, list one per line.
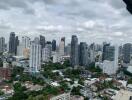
(52, 40), (56, 51)
(15, 36), (19, 55)
(90, 43), (95, 62)
(42, 43), (52, 62)
(9, 32), (16, 54)
(71, 35), (79, 67)
(22, 36), (31, 48)
(40, 35), (45, 49)
(102, 45), (119, 75)
(102, 42), (110, 61)
(123, 43), (132, 63)
(104, 46), (115, 61)
(0, 37), (5, 53)
(29, 40), (41, 73)
(79, 42), (88, 66)
(59, 37), (65, 57)
(65, 43), (71, 56)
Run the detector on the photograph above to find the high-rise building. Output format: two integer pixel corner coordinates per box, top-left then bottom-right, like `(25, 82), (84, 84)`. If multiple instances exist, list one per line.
(22, 36), (31, 48)
(71, 35), (79, 67)
(59, 37), (65, 57)
(79, 42), (88, 66)
(65, 43), (71, 56)
(17, 43), (23, 56)
(29, 40), (41, 73)
(34, 37), (40, 44)
(90, 43), (95, 62)
(102, 45), (119, 75)
(104, 46), (115, 61)
(123, 43), (132, 63)
(15, 36), (19, 55)
(40, 35), (45, 49)
(52, 40), (56, 51)
(42, 43), (52, 62)
(9, 32), (16, 54)
(17, 36), (30, 57)
(102, 42), (110, 61)
(0, 37), (5, 53)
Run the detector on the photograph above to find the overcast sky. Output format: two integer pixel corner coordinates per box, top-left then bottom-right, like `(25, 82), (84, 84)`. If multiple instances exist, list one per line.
(0, 0), (132, 44)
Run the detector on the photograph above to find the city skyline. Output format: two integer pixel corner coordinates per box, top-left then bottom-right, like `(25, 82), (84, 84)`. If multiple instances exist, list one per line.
(0, 0), (132, 44)
(0, 1), (132, 100)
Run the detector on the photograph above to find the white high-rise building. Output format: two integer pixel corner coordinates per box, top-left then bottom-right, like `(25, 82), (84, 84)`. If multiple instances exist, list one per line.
(22, 36), (31, 48)
(17, 43), (23, 56)
(102, 45), (119, 75)
(42, 44), (52, 62)
(29, 41), (41, 73)
(58, 37), (65, 61)
(17, 36), (31, 57)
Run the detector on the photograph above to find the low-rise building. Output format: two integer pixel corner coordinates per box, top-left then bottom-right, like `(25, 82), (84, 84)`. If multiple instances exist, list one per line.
(112, 89), (132, 100)
(70, 95), (84, 100)
(50, 93), (70, 100)
(0, 68), (11, 80)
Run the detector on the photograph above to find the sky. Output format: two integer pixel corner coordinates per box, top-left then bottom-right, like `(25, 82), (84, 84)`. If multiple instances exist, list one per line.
(0, 0), (132, 44)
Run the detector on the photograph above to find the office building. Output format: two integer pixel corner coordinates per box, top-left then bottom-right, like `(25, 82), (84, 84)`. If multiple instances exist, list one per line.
(65, 43), (71, 56)
(22, 36), (31, 48)
(59, 37), (65, 57)
(29, 41), (41, 73)
(102, 42), (110, 61)
(79, 42), (88, 66)
(123, 43), (132, 63)
(52, 39), (56, 51)
(42, 43), (52, 62)
(90, 43), (95, 62)
(9, 32), (16, 54)
(0, 37), (5, 53)
(71, 35), (79, 67)
(40, 35), (45, 49)
(102, 45), (119, 75)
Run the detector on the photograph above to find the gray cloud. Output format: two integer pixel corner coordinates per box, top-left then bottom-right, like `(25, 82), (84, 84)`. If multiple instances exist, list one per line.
(0, 0), (131, 44)
(0, 0), (35, 14)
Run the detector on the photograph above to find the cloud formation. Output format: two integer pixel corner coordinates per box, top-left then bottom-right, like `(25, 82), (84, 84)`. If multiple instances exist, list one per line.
(0, 0), (131, 44)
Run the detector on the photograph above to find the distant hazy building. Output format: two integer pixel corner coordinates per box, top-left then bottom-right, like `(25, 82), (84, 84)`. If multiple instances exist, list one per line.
(40, 35), (45, 49)
(59, 37), (65, 57)
(29, 41), (41, 73)
(22, 36), (31, 48)
(52, 39), (56, 51)
(17, 43), (23, 56)
(71, 35), (79, 67)
(17, 36), (30, 57)
(34, 37), (40, 44)
(79, 42), (88, 66)
(42, 43), (52, 62)
(0, 37), (5, 53)
(123, 43), (132, 63)
(65, 43), (71, 56)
